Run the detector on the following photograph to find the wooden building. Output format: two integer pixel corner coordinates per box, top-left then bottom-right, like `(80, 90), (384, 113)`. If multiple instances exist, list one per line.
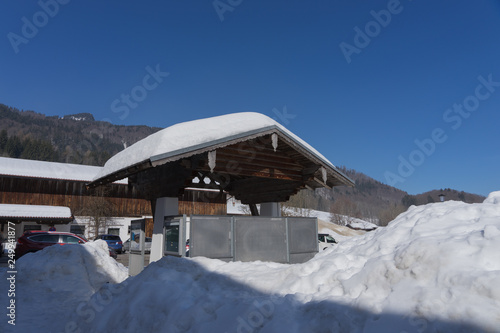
(0, 156), (226, 218)
(0, 157), (226, 241)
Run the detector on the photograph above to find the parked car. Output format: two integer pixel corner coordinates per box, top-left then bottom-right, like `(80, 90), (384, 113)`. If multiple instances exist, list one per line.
(123, 237), (152, 254)
(318, 233), (337, 251)
(94, 234), (123, 254)
(15, 231), (119, 259)
(15, 231), (86, 259)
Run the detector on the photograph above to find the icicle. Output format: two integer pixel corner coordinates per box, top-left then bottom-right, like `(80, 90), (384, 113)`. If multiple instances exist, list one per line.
(321, 166), (327, 184)
(271, 133), (278, 152)
(208, 150), (216, 173)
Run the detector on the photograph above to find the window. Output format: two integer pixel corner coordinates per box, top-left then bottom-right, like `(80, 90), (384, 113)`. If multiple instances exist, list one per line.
(23, 225), (41, 232)
(107, 228), (120, 236)
(103, 235), (121, 241)
(29, 234), (60, 243)
(61, 235), (83, 244)
(70, 225), (86, 236)
(325, 235), (337, 243)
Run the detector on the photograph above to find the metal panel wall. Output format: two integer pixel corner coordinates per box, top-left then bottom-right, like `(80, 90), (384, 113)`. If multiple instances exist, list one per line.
(187, 215), (318, 264)
(287, 217), (318, 253)
(190, 215), (233, 260)
(234, 217), (288, 263)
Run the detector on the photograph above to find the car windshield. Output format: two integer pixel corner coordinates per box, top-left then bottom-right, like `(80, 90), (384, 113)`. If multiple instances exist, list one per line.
(325, 235), (336, 243)
(104, 235), (121, 240)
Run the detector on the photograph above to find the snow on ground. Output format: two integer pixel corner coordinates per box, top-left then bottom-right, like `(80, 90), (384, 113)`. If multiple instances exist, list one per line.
(1, 240), (127, 332)
(2, 192), (500, 332)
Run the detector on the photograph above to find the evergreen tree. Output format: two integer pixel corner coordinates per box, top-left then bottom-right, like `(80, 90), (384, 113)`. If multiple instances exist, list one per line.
(5, 135), (23, 158)
(0, 130), (7, 151)
(402, 194), (417, 207)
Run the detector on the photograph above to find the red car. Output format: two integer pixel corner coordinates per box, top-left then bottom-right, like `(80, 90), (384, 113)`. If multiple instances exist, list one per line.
(15, 230), (116, 259)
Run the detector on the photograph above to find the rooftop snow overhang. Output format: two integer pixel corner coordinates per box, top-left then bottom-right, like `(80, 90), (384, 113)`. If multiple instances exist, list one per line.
(0, 204), (74, 224)
(0, 156), (128, 184)
(88, 113), (354, 204)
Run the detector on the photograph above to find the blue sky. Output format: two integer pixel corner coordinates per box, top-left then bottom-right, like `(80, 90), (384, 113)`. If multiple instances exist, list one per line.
(1, 0), (499, 197)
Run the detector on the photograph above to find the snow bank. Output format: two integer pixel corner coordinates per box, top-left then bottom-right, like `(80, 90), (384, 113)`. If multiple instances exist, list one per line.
(3, 193), (499, 332)
(0, 240), (127, 332)
(484, 190), (500, 204)
(70, 193), (500, 332)
(347, 219), (378, 230)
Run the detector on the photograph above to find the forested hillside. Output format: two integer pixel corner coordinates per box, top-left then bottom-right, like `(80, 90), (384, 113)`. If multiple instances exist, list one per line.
(0, 104), (160, 165)
(287, 167), (485, 225)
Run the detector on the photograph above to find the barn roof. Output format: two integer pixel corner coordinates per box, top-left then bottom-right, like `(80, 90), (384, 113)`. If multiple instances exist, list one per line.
(0, 204), (73, 223)
(89, 112), (354, 204)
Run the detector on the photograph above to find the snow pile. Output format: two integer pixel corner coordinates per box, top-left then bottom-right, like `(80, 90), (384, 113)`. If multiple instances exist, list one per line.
(347, 218), (378, 230)
(0, 240), (127, 332)
(3, 193), (499, 332)
(484, 190), (500, 204)
(69, 193), (500, 332)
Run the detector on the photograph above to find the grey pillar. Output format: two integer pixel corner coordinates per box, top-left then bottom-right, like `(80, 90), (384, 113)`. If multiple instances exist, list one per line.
(150, 197), (178, 263)
(260, 202), (281, 217)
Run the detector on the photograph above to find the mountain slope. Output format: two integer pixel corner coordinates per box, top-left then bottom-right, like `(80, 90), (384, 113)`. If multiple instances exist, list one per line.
(0, 104), (161, 165)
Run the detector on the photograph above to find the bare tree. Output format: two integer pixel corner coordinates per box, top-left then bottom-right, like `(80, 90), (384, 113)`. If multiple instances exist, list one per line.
(77, 186), (117, 239)
(378, 204), (407, 226)
(329, 197), (360, 226)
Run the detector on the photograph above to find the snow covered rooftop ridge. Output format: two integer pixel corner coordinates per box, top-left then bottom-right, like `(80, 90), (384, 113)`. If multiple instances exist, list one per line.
(93, 112), (340, 182)
(0, 156), (127, 184)
(0, 204), (72, 219)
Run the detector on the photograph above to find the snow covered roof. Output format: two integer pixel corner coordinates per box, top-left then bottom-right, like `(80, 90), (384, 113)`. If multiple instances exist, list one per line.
(0, 156), (127, 184)
(0, 203), (73, 222)
(90, 112), (353, 191)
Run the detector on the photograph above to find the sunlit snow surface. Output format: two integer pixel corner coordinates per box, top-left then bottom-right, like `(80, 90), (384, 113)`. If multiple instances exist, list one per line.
(2, 192), (500, 332)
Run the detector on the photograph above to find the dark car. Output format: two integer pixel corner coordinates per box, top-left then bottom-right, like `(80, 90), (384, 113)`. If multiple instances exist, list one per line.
(95, 234), (123, 254)
(15, 231), (86, 259)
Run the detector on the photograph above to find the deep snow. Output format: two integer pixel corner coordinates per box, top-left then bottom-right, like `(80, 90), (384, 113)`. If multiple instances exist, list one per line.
(2, 192), (500, 332)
